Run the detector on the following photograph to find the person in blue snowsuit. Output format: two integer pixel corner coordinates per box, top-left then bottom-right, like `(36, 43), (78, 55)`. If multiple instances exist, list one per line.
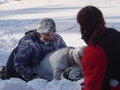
(5, 18), (67, 81)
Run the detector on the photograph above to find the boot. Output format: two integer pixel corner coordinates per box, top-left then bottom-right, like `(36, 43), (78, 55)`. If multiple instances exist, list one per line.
(0, 66), (6, 80)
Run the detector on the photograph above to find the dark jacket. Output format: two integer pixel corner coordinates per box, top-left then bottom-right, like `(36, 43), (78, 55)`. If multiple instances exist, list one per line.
(81, 28), (120, 90)
(100, 28), (120, 90)
(5, 30), (66, 81)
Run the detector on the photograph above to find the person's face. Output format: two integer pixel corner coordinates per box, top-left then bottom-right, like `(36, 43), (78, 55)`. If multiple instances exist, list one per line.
(40, 33), (55, 42)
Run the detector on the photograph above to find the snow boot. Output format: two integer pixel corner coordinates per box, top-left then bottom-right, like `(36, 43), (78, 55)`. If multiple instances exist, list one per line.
(0, 66), (6, 80)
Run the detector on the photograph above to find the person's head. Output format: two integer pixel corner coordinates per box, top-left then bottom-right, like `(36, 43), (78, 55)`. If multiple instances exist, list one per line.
(37, 18), (56, 42)
(77, 6), (106, 45)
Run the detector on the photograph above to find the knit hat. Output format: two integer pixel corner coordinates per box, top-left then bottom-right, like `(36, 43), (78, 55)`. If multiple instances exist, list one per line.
(37, 18), (56, 34)
(72, 46), (87, 66)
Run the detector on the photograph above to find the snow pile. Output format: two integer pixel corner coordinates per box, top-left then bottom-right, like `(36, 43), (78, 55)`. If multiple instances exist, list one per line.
(0, 78), (34, 90)
(0, 0), (120, 90)
(0, 78), (84, 90)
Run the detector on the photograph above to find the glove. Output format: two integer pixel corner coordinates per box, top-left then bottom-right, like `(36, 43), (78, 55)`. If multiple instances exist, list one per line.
(62, 65), (83, 81)
(110, 79), (119, 87)
(68, 66), (83, 81)
(22, 73), (39, 82)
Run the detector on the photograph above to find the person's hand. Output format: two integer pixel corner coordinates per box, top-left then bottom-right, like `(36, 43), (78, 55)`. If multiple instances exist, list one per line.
(68, 66), (83, 81)
(110, 79), (119, 87)
(61, 65), (83, 81)
(23, 73), (40, 82)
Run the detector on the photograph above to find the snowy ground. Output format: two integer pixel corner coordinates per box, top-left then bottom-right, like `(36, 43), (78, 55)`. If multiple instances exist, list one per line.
(0, 0), (120, 90)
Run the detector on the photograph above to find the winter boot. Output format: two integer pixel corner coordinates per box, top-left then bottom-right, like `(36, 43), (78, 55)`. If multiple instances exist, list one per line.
(0, 66), (6, 80)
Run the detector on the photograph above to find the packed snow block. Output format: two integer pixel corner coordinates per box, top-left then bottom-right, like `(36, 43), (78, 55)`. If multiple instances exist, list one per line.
(33, 46), (86, 81)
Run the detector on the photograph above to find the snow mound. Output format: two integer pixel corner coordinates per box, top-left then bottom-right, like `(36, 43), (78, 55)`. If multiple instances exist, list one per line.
(0, 78), (84, 90)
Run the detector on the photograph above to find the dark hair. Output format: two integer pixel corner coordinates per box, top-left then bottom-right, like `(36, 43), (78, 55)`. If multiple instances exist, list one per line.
(77, 6), (106, 45)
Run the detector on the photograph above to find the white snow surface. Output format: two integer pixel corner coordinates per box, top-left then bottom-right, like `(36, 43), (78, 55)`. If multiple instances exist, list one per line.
(0, 0), (120, 90)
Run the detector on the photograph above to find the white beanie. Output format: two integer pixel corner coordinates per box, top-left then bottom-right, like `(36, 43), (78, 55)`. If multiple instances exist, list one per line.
(37, 18), (56, 34)
(72, 46), (87, 65)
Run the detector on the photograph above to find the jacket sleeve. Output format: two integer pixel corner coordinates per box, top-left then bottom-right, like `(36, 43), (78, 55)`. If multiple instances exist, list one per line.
(56, 34), (67, 48)
(14, 37), (36, 81)
(81, 45), (107, 90)
(60, 38), (67, 48)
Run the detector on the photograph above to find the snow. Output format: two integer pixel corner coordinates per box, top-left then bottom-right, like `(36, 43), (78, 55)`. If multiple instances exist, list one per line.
(0, 0), (120, 90)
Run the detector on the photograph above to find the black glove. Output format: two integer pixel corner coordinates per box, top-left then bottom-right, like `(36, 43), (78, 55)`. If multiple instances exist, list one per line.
(32, 73), (41, 79)
(22, 73), (39, 82)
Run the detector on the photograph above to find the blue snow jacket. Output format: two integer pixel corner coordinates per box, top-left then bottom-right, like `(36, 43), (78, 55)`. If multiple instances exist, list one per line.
(5, 29), (66, 81)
